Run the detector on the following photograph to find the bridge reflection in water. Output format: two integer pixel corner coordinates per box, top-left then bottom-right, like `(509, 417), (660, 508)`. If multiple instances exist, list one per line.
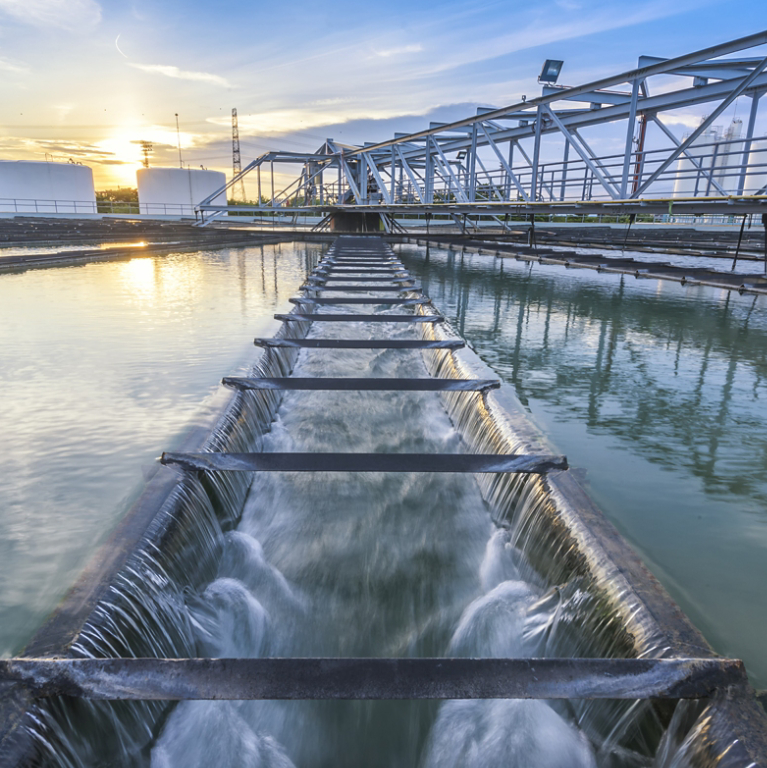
(401, 242), (767, 690)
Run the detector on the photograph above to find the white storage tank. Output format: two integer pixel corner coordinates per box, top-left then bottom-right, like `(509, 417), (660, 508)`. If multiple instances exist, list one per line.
(137, 168), (227, 216)
(744, 140), (767, 196)
(0, 160), (97, 214)
(712, 119), (743, 195)
(672, 126), (719, 198)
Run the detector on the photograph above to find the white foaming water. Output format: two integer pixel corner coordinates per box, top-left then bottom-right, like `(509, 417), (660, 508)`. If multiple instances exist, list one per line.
(479, 528), (521, 592)
(151, 290), (591, 766)
(422, 699), (596, 768)
(448, 580), (536, 658)
(152, 701), (296, 768)
(191, 577), (269, 659)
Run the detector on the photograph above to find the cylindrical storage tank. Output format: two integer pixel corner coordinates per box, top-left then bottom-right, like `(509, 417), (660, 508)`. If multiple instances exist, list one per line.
(137, 168), (227, 216)
(744, 140), (767, 196)
(672, 127), (719, 198)
(0, 160), (97, 214)
(712, 119), (743, 194)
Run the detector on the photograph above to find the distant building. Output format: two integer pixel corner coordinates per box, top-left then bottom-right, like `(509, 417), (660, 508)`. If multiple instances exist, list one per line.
(0, 160), (96, 214)
(673, 119), (744, 198)
(137, 168), (227, 216)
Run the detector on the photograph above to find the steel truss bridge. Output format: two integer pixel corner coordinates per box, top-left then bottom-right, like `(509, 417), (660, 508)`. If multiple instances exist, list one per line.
(197, 30), (767, 231)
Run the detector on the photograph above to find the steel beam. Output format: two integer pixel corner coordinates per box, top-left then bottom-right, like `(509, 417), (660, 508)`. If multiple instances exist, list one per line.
(159, 452), (568, 473)
(222, 377), (500, 392)
(0, 657), (746, 701)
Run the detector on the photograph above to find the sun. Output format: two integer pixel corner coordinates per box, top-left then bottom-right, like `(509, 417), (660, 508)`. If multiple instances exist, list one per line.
(93, 125), (196, 189)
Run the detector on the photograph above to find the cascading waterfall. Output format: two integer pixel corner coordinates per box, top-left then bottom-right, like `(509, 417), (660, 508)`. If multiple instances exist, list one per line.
(16, 241), (746, 768)
(147, 301), (604, 768)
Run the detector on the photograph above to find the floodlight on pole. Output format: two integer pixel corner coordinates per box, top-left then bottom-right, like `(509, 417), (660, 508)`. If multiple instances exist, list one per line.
(539, 59), (564, 84)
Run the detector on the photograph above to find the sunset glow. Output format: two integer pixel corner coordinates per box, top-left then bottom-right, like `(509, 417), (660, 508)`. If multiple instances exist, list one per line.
(0, 0), (763, 191)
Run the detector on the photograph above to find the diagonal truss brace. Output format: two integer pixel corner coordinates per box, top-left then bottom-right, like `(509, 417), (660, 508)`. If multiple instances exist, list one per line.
(364, 156), (393, 205)
(395, 146), (425, 203)
(633, 53), (767, 197)
(543, 106), (621, 199)
(477, 123), (530, 202)
(430, 140), (469, 202)
(650, 115), (729, 196)
(337, 153), (362, 204)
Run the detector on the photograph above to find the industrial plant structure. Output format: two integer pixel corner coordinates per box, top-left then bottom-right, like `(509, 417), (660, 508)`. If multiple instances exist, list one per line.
(0, 161), (96, 215)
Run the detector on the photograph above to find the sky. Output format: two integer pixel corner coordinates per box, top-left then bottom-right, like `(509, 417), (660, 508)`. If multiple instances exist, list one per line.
(0, 0), (766, 191)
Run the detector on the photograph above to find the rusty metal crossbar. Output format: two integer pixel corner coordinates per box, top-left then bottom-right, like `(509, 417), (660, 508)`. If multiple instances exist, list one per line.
(323, 263), (403, 269)
(222, 377), (500, 392)
(159, 452), (568, 473)
(308, 276), (413, 283)
(317, 267), (403, 273)
(324, 260), (402, 265)
(0, 657), (746, 701)
(254, 338), (464, 349)
(275, 314), (444, 323)
(289, 298), (429, 305)
(304, 285), (422, 292)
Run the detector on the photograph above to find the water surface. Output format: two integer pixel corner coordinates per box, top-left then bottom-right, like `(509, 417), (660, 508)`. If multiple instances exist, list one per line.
(399, 243), (767, 688)
(0, 243), (319, 656)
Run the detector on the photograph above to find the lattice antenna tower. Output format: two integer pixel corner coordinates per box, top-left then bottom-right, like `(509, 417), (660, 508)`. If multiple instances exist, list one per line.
(139, 141), (153, 169)
(232, 108), (247, 202)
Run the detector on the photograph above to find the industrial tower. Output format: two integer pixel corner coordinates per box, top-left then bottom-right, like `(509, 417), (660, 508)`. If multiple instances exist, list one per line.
(231, 108), (247, 203)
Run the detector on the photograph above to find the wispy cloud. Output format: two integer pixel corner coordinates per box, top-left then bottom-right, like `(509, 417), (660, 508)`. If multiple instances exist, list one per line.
(391, 0), (710, 81)
(207, 106), (414, 137)
(0, 55), (27, 73)
(0, 0), (101, 31)
(374, 43), (423, 58)
(129, 63), (233, 88)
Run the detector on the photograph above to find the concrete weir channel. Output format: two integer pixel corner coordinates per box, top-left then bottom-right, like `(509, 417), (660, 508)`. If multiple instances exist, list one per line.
(1, 235), (766, 767)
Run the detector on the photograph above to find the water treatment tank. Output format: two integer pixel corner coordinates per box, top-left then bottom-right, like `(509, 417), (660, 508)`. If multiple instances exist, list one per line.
(672, 126), (719, 198)
(712, 119), (743, 195)
(137, 168), (227, 216)
(0, 160), (97, 214)
(744, 140), (767, 196)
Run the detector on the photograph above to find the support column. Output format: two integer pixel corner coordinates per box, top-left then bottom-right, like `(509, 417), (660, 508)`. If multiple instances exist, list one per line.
(425, 137), (433, 204)
(560, 140), (570, 201)
(620, 78), (641, 198)
(531, 106), (543, 201)
(469, 125), (478, 202)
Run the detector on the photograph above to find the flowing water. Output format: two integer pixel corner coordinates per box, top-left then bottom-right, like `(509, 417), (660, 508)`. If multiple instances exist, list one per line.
(398, 242), (767, 690)
(4, 239), (761, 766)
(0, 243), (318, 658)
(138, 272), (604, 767)
(23, 248), (671, 768)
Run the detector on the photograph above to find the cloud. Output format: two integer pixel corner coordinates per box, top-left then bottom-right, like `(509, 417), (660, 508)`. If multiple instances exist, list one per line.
(0, 56), (27, 73)
(360, 0), (708, 82)
(662, 112), (709, 130)
(128, 63), (233, 88)
(207, 106), (416, 137)
(0, 0), (101, 30)
(374, 44), (423, 58)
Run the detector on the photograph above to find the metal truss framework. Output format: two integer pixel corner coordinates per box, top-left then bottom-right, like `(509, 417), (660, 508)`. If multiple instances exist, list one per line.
(197, 30), (767, 229)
